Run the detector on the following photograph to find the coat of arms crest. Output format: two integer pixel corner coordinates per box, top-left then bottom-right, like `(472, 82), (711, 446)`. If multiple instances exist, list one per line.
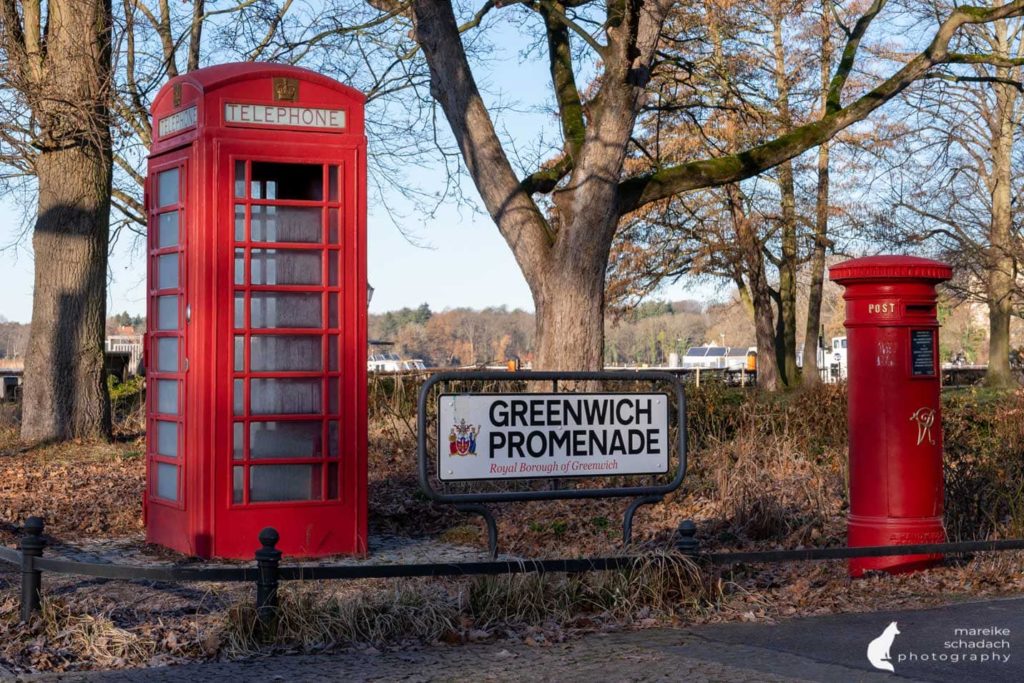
(448, 418), (480, 456)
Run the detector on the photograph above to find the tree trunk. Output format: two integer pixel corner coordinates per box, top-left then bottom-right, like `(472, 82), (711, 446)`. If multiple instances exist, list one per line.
(17, 0), (114, 442)
(533, 219), (611, 372)
(984, 65), (1018, 388)
(803, 3), (833, 388)
(984, 130), (1015, 386)
(803, 141), (830, 386)
(771, 15), (798, 387)
(735, 277), (755, 319)
(987, 291), (1014, 387)
(727, 185), (779, 390)
(22, 151), (113, 441)
(411, 0), (662, 374)
(777, 161), (799, 387)
(752, 276), (781, 391)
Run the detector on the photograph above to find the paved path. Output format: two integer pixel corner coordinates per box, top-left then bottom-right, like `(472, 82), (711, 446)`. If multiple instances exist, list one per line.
(15, 597), (1024, 682)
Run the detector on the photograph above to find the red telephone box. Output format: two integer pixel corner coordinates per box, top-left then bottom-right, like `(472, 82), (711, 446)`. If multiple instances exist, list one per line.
(830, 255), (952, 576)
(145, 63), (367, 559)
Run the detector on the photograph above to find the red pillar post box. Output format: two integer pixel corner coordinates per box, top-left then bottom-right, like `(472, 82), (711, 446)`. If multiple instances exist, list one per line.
(144, 63), (368, 559)
(830, 256), (952, 576)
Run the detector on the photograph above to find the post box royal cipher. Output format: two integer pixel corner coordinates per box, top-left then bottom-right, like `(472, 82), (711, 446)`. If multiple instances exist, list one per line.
(144, 64), (368, 559)
(830, 256), (952, 576)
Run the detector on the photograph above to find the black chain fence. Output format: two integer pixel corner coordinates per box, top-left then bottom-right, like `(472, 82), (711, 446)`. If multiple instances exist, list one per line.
(4, 515), (1024, 625)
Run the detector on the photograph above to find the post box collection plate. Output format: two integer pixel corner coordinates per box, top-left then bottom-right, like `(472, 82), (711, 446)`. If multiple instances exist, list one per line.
(910, 329), (936, 376)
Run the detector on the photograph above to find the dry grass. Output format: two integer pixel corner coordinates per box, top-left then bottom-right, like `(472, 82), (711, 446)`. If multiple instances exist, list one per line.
(40, 598), (157, 668)
(220, 549), (716, 656)
(468, 551), (714, 626)
(700, 395), (844, 545)
(222, 580), (459, 654)
(3, 382), (1024, 673)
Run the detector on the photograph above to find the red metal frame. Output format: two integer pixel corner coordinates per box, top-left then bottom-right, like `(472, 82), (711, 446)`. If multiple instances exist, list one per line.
(146, 64), (367, 559)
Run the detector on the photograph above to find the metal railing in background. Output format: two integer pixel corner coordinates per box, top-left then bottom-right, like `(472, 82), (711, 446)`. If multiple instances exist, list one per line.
(5, 516), (1024, 625)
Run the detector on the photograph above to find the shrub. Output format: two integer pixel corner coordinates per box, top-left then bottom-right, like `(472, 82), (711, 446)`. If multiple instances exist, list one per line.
(942, 389), (1024, 541)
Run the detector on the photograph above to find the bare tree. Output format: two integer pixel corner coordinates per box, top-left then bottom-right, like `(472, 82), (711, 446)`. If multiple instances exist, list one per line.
(881, 5), (1024, 386)
(609, 0), (869, 389)
(109, 0), (304, 234)
(0, 0), (314, 442)
(1, 0), (115, 441)
(399, 0), (1024, 373)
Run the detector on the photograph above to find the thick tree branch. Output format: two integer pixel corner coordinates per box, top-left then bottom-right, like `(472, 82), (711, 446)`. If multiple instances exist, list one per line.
(112, 188), (145, 226)
(539, 0), (585, 183)
(922, 71), (1024, 91)
(187, 0), (204, 71)
(617, 0), (1024, 216)
(826, 0), (886, 114)
(114, 153), (145, 187)
(0, 0), (26, 62)
(411, 0), (554, 281)
(156, 0), (178, 77)
(537, 0), (606, 57)
(519, 154), (573, 195)
(946, 51), (1024, 67)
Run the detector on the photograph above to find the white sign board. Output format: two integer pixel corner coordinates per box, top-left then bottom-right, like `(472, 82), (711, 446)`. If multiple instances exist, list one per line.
(158, 106), (197, 138)
(437, 393), (670, 481)
(224, 103), (346, 130)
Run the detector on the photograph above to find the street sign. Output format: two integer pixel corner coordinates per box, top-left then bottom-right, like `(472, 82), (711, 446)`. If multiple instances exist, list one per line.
(437, 393), (670, 481)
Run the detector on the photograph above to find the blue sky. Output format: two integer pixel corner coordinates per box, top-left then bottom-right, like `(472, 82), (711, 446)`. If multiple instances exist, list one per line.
(0, 15), (706, 325)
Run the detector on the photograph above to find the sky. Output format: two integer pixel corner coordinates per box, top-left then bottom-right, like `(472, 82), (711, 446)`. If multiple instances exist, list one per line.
(0, 16), (707, 325)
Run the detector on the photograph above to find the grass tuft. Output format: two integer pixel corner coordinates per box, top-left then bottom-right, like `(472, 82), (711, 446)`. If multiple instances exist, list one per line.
(40, 598), (156, 668)
(222, 550), (716, 654)
(222, 581), (459, 654)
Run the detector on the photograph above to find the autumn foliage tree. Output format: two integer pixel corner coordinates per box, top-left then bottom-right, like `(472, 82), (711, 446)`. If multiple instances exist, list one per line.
(610, 0), (877, 389)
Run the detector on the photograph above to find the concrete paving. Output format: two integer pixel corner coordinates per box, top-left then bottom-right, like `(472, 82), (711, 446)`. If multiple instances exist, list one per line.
(14, 597), (1024, 682)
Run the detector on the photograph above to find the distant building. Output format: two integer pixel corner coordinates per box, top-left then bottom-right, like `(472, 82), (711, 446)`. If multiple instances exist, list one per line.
(682, 345), (755, 371)
(105, 334), (144, 379)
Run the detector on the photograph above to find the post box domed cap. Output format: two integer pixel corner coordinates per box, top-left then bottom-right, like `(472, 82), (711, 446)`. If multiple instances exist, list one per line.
(829, 255), (952, 284)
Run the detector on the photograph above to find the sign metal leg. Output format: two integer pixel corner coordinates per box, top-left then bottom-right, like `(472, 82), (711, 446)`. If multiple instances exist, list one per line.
(456, 503), (498, 558)
(622, 494), (663, 546)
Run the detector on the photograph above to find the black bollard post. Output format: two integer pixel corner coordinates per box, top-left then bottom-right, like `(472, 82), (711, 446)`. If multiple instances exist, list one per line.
(20, 516), (45, 622)
(254, 527), (281, 625)
(675, 519), (699, 556)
